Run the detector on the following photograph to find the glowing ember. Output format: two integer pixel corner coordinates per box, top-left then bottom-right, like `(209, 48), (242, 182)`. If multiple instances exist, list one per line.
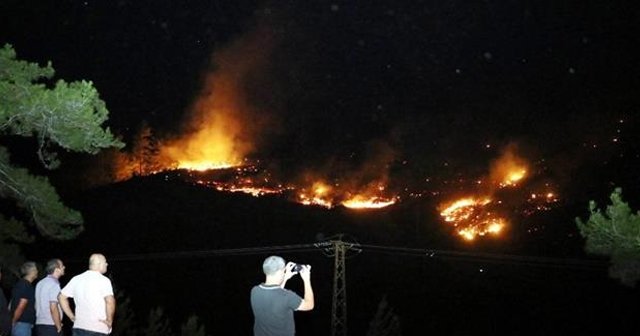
(224, 186), (282, 197)
(440, 197), (506, 241)
(524, 189), (560, 215)
(342, 195), (397, 209)
(194, 179), (285, 196)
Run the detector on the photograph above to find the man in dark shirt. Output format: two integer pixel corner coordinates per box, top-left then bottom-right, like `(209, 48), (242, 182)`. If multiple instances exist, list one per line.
(250, 256), (314, 336)
(11, 261), (38, 336)
(0, 267), (11, 336)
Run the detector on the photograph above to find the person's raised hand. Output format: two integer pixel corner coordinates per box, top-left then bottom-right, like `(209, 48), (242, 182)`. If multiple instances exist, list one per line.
(299, 264), (312, 282)
(284, 262), (296, 281)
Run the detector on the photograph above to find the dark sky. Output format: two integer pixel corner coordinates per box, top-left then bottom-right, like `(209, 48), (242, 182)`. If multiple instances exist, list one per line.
(2, 0), (639, 194)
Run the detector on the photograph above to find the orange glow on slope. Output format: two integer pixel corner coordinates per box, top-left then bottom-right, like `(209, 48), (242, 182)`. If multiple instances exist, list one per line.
(439, 197), (506, 241)
(197, 181), (284, 197)
(490, 146), (528, 188)
(155, 26), (274, 172)
(501, 168), (527, 187)
(188, 165), (286, 197)
(298, 181), (335, 208)
(158, 111), (247, 171)
(296, 180), (397, 209)
(156, 65), (255, 171)
(341, 195), (397, 209)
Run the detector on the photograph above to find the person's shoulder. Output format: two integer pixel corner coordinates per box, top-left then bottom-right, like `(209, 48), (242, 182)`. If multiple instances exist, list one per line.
(11, 280), (28, 296)
(35, 277), (46, 289)
(98, 272), (111, 281)
(37, 275), (53, 284)
(66, 272), (85, 283)
(13, 279), (27, 289)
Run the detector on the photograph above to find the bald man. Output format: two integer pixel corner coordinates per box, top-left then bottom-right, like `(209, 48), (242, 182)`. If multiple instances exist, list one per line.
(58, 254), (115, 336)
(250, 256), (314, 336)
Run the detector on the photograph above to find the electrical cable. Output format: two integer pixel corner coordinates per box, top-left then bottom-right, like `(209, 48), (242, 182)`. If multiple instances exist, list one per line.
(71, 240), (609, 271)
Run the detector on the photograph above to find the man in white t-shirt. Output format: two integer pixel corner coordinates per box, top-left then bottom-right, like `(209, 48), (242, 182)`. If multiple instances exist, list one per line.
(35, 258), (66, 336)
(58, 254), (115, 336)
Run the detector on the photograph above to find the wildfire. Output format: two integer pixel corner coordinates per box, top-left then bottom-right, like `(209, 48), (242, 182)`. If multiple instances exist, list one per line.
(342, 195), (397, 209)
(439, 197), (506, 241)
(438, 147), (531, 241)
(490, 146), (528, 188)
(296, 181), (397, 209)
(500, 168), (527, 187)
(524, 189), (559, 215)
(298, 182), (335, 208)
(176, 161), (237, 171)
(195, 180), (284, 197)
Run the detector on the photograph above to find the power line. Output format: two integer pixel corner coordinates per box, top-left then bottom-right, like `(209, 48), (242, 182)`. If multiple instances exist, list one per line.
(67, 242), (608, 271)
(109, 243), (318, 262)
(357, 244), (608, 270)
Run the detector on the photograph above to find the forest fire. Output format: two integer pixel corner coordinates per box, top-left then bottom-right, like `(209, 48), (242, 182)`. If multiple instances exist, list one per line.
(491, 148), (528, 188)
(195, 180), (285, 197)
(439, 197), (506, 241)
(437, 147), (536, 241)
(500, 168), (527, 187)
(176, 161), (237, 171)
(342, 195), (397, 209)
(106, 20), (558, 240)
(298, 181), (335, 208)
(183, 164), (287, 197)
(296, 181), (397, 209)
(110, 23), (401, 211)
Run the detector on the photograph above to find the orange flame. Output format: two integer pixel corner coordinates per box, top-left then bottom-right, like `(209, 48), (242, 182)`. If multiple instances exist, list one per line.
(490, 146), (528, 188)
(342, 195), (397, 209)
(439, 197), (506, 241)
(298, 181), (335, 208)
(296, 179), (397, 209)
(152, 25), (275, 173)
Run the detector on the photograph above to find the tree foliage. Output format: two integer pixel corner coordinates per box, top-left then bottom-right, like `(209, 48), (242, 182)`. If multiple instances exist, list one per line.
(367, 295), (402, 336)
(112, 122), (161, 181)
(0, 44), (124, 264)
(110, 292), (209, 336)
(180, 315), (206, 336)
(142, 307), (174, 336)
(576, 188), (640, 286)
(112, 291), (138, 336)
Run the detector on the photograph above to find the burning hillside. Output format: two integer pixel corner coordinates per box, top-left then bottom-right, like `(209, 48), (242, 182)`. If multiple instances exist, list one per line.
(438, 147), (559, 241)
(107, 19), (559, 239)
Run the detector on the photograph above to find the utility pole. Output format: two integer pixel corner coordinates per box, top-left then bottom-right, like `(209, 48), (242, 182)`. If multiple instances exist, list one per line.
(332, 238), (347, 336)
(316, 234), (361, 336)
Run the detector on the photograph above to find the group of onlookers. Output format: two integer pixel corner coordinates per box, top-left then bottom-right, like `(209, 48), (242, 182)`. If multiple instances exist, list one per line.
(2, 253), (316, 336)
(0, 254), (114, 336)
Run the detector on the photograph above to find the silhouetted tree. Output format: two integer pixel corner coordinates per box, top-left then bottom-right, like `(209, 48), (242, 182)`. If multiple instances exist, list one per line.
(131, 122), (161, 176)
(0, 44), (123, 265)
(367, 295), (402, 336)
(142, 307), (174, 336)
(576, 188), (640, 286)
(180, 315), (206, 336)
(112, 291), (138, 336)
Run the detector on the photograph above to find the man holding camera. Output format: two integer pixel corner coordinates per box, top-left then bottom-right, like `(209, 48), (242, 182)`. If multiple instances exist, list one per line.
(250, 256), (314, 336)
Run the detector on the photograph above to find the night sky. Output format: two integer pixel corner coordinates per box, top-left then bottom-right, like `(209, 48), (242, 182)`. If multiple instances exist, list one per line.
(2, 0), (640, 334)
(3, 1), (639, 173)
